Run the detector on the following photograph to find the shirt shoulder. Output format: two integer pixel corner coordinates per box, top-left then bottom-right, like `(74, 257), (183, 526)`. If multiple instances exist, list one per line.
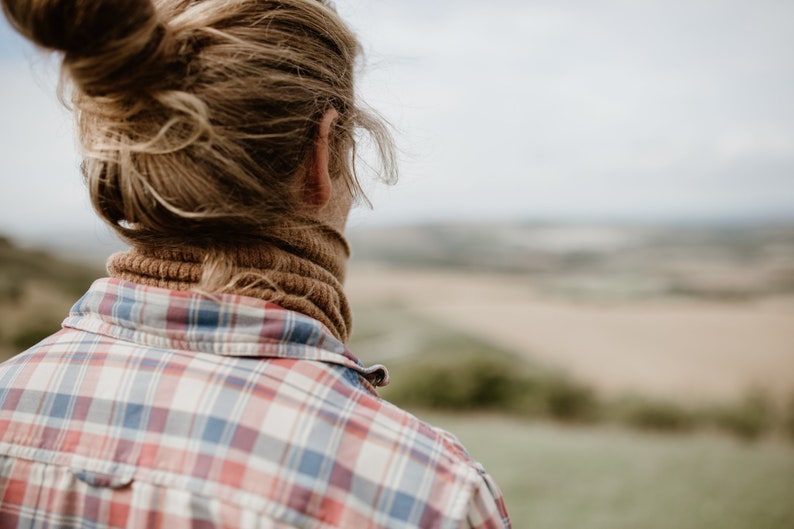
(0, 326), (510, 528)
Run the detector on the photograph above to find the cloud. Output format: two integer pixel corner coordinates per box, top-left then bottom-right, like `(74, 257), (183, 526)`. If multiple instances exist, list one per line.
(1, 0), (793, 239)
(343, 0), (794, 224)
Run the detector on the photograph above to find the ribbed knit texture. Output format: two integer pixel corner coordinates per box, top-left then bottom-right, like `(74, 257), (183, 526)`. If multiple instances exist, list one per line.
(107, 222), (353, 343)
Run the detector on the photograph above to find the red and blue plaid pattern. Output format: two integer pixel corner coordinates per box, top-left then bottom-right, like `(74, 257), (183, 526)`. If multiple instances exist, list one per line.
(0, 278), (510, 528)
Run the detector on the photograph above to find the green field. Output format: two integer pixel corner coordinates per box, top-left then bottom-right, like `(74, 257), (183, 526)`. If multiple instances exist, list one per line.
(419, 412), (794, 529)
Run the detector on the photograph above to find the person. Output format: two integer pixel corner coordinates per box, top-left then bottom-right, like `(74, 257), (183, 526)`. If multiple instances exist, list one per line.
(0, 0), (511, 527)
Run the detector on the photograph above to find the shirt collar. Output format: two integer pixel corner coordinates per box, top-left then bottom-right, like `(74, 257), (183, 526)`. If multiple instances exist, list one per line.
(62, 278), (388, 388)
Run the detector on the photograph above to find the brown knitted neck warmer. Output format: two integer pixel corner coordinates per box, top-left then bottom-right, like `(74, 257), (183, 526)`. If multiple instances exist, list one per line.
(107, 222), (353, 343)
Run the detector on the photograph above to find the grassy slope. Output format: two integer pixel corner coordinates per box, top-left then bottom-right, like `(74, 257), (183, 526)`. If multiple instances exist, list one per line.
(0, 236), (103, 360)
(420, 412), (794, 529)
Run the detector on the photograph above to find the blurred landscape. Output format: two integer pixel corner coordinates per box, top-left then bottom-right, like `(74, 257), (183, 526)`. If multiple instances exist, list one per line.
(2, 0), (792, 525)
(350, 222), (794, 301)
(0, 235), (103, 361)
(347, 222), (794, 529)
(347, 222), (794, 407)
(2, 222), (794, 528)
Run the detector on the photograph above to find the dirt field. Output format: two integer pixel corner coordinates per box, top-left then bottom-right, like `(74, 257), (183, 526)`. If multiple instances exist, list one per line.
(346, 266), (794, 405)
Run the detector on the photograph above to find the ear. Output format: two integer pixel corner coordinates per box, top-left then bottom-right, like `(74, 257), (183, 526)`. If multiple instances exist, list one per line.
(303, 108), (339, 209)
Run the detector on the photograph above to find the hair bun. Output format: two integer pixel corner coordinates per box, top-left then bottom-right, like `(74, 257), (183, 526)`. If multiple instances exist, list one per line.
(2, 0), (173, 96)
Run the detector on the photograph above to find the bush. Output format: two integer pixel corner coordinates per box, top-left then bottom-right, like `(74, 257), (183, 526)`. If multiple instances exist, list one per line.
(784, 395), (794, 443)
(11, 324), (59, 351)
(512, 374), (598, 422)
(383, 347), (598, 423)
(0, 276), (23, 302)
(543, 376), (598, 421)
(709, 391), (772, 441)
(384, 354), (519, 411)
(616, 397), (697, 433)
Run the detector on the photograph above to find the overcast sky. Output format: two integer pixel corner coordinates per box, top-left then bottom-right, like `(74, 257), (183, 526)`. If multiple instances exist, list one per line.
(1, 0), (793, 239)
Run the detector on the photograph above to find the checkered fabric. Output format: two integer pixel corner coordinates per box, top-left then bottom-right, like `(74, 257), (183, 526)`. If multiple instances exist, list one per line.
(0, 278), (511, 528)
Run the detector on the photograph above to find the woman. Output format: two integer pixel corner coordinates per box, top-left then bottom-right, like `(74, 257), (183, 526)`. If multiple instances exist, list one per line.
(0, 0), (511, 527)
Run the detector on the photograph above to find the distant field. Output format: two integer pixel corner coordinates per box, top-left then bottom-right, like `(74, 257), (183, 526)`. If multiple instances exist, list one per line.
(347, 266), (794, 406)
(419, 411), (794, 529)
(347, 223), (794, 405)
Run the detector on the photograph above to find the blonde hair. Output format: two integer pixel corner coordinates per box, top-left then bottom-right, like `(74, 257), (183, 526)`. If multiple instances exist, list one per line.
(2, 0), (395, 250)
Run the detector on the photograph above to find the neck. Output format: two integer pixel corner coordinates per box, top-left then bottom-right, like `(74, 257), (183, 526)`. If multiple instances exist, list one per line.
(107, 222), (353, 343)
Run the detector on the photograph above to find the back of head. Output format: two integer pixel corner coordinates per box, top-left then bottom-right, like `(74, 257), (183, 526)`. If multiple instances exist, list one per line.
(1, 0), (394, 249)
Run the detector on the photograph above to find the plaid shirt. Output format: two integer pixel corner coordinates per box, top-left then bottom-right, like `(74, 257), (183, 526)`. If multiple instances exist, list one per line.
(0, 278), (510, 528)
